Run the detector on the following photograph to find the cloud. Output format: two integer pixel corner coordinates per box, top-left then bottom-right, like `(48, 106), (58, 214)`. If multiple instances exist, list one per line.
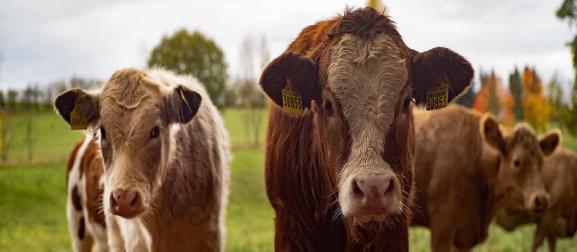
(0, 0), (574, 94)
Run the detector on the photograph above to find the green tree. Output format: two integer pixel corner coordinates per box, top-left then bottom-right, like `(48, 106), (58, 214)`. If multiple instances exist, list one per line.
(557, 0), (577, 79)
(0, 91), (4, 109)
(508, 67), (523, 120)
(562, 81), (577, 136)
(7, 90), (18, 111)
(557, 0), (577, 135)
(148, 29), (228, 108)
(547, 75), (564, 124)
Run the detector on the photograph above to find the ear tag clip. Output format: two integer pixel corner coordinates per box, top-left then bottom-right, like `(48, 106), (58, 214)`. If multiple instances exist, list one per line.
(426, 85), (449, 111)
(70, 102), (88, 130)
(282, 84), (304, 116)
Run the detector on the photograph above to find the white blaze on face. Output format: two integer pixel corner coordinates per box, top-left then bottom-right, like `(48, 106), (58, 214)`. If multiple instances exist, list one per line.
(329, 34), (408, 216)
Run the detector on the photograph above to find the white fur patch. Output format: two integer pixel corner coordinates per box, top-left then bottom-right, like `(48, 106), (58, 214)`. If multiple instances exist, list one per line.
(328, 34), (407, 159)
(67, 130), (109, 252)
(329, 34), (407, 216)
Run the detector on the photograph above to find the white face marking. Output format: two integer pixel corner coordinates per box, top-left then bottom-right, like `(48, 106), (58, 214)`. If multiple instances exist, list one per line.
(329, 34), (407, 165)
(328, 34), (408, 218)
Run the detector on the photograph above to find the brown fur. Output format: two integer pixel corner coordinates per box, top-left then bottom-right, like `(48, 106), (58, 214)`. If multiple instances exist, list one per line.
(66, 135), (107, 252)
(260, 8), (473, 252)
(411, 105), (558, 251)
(495, 146), (577, 252)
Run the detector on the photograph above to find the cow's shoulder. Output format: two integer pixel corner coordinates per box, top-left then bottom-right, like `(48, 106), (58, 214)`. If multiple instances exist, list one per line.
(66, 140), (84, 184)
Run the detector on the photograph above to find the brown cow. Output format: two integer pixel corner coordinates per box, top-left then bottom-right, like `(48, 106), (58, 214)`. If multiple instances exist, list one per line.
(411, 104), (560, 252)
(495, 146), (577, 252)
(66, 132), (107, 252)
(259, 8), (473, 251)
(55, 68), (230, 251)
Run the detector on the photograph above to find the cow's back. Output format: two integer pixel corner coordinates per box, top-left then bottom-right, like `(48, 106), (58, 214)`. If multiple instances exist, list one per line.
(412, 105), (485, 226)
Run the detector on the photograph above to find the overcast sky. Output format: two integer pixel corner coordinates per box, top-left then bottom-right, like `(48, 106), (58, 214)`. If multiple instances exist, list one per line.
(1, 0), (575, 93)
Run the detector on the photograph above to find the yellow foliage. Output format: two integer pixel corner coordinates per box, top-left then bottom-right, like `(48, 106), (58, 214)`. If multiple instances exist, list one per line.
(367, 0), (387, 14)
(522, 67), (550, 131)
(472, 72), (515, 126)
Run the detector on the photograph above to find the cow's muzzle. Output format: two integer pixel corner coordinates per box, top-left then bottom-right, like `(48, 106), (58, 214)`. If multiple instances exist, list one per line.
(110, 189), (143, 218)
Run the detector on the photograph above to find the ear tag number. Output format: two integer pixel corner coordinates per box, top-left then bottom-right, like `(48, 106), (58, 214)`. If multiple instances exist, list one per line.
(70, 103), (88, 130)
(282, 84), (304, 116)
(426, 85), (449, 111)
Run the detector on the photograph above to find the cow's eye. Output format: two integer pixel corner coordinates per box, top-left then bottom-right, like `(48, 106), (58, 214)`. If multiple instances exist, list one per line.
(100, 127), (107, 140)
(149, 126), (160, 139)
(402, 97), (412, 112)
(323, 100), (334, 116)
(513, 159), (521, 167)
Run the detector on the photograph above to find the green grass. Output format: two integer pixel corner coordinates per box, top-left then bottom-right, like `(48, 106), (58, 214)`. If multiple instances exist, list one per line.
(0, 163), (69, 252)
(2, 110), (83, 164)
(1, 109), (577, 251)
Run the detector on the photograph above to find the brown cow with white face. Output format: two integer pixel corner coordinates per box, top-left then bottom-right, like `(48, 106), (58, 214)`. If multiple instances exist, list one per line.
(259, 8), (473, 251)
(411, 105), (560, 252)
(55, 68), (230, 251)
(495, 146), (577, 252)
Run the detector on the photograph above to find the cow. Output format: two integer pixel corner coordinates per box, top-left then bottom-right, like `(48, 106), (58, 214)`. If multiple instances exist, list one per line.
(54, 68), (230, 251)
(410, 104), (560, 252)
(66, 131), (107, 252)
(258, 7), (474, 251)
(495, 146), (577, 252)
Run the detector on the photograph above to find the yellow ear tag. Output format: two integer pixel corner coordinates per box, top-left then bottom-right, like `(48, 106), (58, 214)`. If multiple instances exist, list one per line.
(281, 84), (304, 116)
(426, 85), (449, 111)
(69, 103), (89, 130)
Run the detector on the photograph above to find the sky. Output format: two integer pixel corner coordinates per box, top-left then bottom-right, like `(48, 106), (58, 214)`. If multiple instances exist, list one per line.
(0, 0), (575, 94)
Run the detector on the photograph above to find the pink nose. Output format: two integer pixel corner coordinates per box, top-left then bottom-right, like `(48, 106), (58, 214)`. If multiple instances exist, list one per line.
(351, 174), (395, 214)
(110, 189), (142, 218)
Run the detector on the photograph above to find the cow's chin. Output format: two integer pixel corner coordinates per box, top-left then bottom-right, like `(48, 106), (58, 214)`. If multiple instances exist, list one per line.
(354, 214), (388, 224)
(342, 203), (402, 225)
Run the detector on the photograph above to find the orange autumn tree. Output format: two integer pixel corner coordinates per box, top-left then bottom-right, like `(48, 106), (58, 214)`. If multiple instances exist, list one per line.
(473, 71), (515, 126)
(522, 67), (551, 131)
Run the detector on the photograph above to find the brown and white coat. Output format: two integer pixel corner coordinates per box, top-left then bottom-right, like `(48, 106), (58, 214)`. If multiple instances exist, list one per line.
(66, 131), (107, 252)
(56, 68), (230, 252)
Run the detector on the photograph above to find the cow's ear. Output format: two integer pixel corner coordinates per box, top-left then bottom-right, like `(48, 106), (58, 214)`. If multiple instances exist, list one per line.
(54, 88), (100, 130)
(259, 52), (321, 113)
(481, 114), (506, 155)
(165, 85), (202, 124)
(412, 47), (474, 109)
(539, 129), (561, 156)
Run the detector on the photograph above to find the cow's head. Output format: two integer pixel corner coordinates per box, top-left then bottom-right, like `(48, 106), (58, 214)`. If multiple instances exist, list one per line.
(259, 8), (473, 223)
(481, 115), (560, 215)
(55, 68), (201, 219)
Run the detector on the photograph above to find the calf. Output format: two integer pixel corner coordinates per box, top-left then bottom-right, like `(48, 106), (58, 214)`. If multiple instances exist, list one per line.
(66, 132), (107, 252)
(495, 146), (577, 252)
(55, 68), (230, 251)
(411, 104), (560, 251)
(259, 7), (473, 251)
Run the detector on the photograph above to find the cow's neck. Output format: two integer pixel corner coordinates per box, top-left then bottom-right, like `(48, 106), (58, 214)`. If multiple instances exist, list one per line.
(140, 121), (221, 249)
(479, 145), (506, 226)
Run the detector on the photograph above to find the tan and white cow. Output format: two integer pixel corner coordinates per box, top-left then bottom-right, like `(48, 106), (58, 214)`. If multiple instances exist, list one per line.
(66, 131), (107, 252)
(55, 68), (230, 251)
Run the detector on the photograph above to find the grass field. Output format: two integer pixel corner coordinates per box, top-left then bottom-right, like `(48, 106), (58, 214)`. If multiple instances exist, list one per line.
(1, 109), (576, 251)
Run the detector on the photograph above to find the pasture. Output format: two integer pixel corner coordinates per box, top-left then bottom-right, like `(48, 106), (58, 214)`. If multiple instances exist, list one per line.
(1, 109), (577, 251)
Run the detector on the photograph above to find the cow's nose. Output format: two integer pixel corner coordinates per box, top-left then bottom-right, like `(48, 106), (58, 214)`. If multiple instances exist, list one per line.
(532, 193), (549, 213)
(351, 174), (395, 213)
(110, 189), (142, 218)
